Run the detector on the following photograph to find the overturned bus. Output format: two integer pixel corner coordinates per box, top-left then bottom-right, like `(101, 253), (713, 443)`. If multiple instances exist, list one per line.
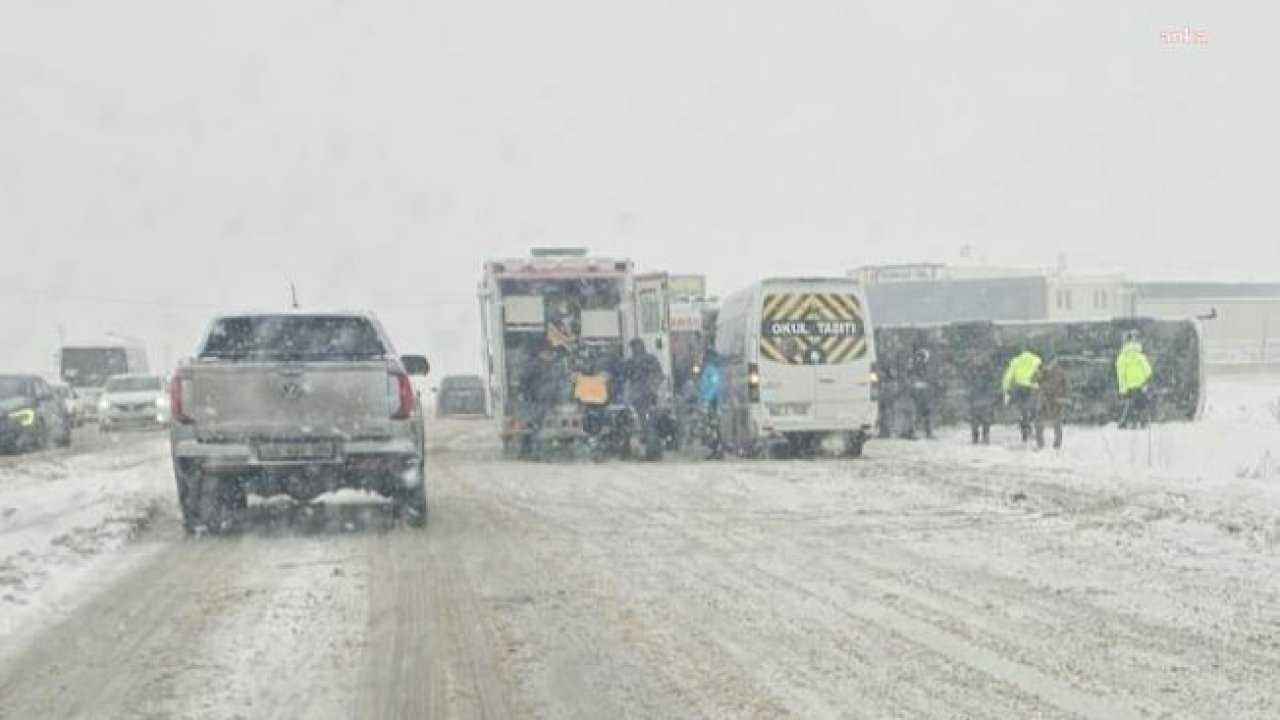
(874, 317), (1205, 428)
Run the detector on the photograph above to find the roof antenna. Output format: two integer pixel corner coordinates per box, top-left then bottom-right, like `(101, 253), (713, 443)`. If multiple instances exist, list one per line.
(290, 283), (300, 309)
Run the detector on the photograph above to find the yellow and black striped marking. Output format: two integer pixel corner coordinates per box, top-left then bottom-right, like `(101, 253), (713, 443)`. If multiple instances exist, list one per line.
(760, 293), (867, 365)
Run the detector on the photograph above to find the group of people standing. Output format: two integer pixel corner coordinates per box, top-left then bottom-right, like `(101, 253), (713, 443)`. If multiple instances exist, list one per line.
(525, 317), (1159, 458)
(518, 329), (667, 458)
(880, 333), (1156, 450)
(996, 345), (1073, 449)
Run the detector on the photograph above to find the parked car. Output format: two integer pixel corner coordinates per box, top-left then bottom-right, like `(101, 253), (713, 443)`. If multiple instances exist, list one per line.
(0, 374), (73, 452)
(436, 374), (488, 418)
(170, 312), (431, 533)
(98, 374), (169, 432)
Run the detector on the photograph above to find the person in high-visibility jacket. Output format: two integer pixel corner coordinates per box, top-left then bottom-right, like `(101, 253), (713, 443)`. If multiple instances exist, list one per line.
(546, 299), (579, 351)
(1002, 347), (1042, 444)
(1116, 338), (1154, 428)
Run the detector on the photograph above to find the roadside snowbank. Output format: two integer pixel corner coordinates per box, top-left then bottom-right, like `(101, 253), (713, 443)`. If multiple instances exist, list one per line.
(924, 374), (1280, 538)
(0, 436), (172, 660)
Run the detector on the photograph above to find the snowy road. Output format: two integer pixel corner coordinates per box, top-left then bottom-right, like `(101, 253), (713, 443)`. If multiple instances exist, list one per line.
(0, 381), (1278, 719)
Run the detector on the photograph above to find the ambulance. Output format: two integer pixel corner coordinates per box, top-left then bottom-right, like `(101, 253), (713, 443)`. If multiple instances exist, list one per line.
(479, 248), (638, 456)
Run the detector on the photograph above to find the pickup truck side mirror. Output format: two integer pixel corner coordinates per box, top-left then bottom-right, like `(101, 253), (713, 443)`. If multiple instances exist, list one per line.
(402, 355), (430, 376)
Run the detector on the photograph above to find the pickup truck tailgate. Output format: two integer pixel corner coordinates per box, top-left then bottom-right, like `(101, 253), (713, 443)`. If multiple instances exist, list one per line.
(187, 362), (394, 439)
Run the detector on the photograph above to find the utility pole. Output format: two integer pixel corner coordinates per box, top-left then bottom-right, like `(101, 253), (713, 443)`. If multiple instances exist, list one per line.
(290, 283), (300, 310)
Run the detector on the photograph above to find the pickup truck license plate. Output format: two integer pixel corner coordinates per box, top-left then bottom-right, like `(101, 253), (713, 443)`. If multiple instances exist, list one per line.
(257, 441), (335, 462)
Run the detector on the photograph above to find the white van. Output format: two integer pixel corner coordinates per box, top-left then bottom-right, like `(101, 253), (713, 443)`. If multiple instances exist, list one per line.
(714, 278), (878, 457)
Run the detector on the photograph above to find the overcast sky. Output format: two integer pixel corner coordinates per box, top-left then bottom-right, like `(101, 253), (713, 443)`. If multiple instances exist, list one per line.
(2, 0), (1277, 377)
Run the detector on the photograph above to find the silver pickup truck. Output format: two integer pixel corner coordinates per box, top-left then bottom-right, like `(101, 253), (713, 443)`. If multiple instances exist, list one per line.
(170, 312), (431, 533)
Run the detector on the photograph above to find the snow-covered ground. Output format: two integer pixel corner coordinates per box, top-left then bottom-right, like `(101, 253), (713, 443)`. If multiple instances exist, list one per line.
(0, 432), (172, 657)
(0, 377), (1275, 718)
(928, 373), (1280, 550)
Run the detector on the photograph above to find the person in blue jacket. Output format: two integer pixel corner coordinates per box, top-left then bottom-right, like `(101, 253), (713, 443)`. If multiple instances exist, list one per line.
(697, 348), (726, 459)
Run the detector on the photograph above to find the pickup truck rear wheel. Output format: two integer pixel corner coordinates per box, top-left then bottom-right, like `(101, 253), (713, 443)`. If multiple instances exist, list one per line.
(177, 469), (236, 536)
(175, 467), (202, 535)
(198, 476), (240, 535)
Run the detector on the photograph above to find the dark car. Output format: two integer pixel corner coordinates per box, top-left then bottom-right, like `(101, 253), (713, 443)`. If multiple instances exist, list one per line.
(0, 374), (73, 453)
(436, 375), (488, 418)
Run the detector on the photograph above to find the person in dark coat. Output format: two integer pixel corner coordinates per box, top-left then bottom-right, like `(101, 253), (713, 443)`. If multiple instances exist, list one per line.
(1035, 358), (1071, 450)
(875, 360), (898, 439)
(622, 338), (665, 459)
(623, 339), (663, 410)
(963, 348), (1000, 445)
(601, 345), (627, 404)
(903, 347), (936, 440)
(518, 345), (567, 455)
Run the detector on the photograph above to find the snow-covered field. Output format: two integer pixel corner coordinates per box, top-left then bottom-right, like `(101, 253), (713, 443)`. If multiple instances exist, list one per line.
(930, 373), (1280, 550)
(0, 377), (1276, 718)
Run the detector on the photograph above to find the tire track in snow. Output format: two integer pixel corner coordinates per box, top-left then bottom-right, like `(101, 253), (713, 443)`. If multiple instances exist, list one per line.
(361, 477), (518, 719)
(0, 536), (241, 719)
(443, 458), (788, 720)
(579, 467), (1075, 719)
(481, 456), (1231, 719)
(645, 457), (1278, 719)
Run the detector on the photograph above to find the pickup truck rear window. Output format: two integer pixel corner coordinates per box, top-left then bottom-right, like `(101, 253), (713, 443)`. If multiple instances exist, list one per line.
(200, 316), (387, 361)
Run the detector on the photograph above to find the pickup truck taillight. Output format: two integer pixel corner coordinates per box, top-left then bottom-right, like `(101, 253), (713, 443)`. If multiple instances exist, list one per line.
(391, 371), (414, 420)
(170, 374), (193, 424)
